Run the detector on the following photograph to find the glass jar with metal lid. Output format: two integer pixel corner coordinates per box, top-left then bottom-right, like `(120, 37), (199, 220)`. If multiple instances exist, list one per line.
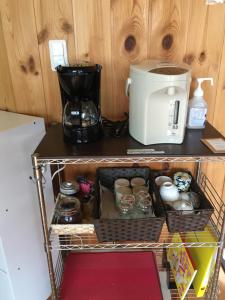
(60, 181), (79, 196)
(56, 194), (82, 224)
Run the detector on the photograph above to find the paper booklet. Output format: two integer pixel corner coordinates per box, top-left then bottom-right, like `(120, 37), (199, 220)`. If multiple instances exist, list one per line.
(167, 233), (197, 300)
(184, 226), (217, 297)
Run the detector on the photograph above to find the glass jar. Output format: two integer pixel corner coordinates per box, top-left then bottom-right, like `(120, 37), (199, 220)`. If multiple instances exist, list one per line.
(56, 194), (82, 224)
(118, 194), (135, 215)
(60, 181), (79, 196)
(135, 191), (152, 214)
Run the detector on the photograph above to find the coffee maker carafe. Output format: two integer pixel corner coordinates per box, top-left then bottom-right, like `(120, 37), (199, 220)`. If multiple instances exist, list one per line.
(56, 64), (102, 143)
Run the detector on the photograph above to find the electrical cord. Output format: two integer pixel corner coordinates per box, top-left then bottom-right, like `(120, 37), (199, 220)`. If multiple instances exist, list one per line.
(101, 112), (129, 138)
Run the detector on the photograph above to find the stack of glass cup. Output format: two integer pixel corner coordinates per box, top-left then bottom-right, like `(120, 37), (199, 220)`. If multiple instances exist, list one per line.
(114, 177), (152, 215)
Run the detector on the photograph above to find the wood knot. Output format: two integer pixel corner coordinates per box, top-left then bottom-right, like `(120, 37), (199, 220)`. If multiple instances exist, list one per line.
(61, 21), (73, 34)
(37, 28), (49, 44)
(124, 35), (136, 52)
(183, 54), (195, 65)
(162, 34), (173, 50)
(20, 64), (27, 74)
(34, 71), (39, 76)
(199, 51), (206, 63)
(28, 55), (35, 73)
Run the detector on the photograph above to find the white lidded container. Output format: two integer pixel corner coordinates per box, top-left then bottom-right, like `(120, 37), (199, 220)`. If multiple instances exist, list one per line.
(126, 60), (191, 145)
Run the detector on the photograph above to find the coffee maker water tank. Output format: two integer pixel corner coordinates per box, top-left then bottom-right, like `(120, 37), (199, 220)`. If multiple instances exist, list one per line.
(126, 60), (191, 145)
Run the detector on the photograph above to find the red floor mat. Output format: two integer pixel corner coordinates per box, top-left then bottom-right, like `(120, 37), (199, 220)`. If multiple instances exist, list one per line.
(59, 252), (163, 300)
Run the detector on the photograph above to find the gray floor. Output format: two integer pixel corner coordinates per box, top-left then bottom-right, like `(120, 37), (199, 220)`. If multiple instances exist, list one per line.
(159, 271), (171, 300)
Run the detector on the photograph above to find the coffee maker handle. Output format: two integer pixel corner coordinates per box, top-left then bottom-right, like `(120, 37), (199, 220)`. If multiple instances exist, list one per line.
(125, 78), (131, 97)
(63, 101), (70, 127)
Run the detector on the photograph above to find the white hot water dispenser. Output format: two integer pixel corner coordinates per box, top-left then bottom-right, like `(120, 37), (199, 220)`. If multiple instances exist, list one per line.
(126, 60), (191, 145)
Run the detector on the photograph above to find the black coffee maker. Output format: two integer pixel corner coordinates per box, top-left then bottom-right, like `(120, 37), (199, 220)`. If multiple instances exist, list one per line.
(56, 64), (102, 143)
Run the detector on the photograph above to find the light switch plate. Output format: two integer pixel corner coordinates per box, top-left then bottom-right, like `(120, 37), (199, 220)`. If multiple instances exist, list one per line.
(49, 40), (69, 71)
(206, 0), (225, 4)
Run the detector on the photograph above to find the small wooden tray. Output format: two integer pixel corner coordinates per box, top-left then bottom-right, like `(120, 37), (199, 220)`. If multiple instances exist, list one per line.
(201, 138), (225, 153)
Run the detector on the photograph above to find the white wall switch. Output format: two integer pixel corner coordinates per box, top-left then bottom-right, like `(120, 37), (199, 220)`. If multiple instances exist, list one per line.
(206, 0), (225, 4)
(49, 40), (69, 71)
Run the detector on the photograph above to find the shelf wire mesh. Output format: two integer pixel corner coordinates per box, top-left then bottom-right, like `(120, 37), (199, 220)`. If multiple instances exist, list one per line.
(37, 156), (225, 166)
(53, 249), (219, 300)
(48, 172), (224, 300)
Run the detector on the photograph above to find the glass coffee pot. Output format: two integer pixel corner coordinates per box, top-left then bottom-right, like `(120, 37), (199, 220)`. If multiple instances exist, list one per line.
(56, 64), (102, 143)
(64, 99), (99, 128)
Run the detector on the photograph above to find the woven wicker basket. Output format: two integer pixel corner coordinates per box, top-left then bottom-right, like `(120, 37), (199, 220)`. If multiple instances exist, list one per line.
(151, 170), (214, 233)
(94, 167), (165, 242)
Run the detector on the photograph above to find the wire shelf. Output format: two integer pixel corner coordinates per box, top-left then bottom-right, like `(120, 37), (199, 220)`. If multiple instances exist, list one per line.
(49, 226), (221, 251)
(49, 172), (225, 251)
(37, 156), (225, 166)
(53, 248), (218, 300)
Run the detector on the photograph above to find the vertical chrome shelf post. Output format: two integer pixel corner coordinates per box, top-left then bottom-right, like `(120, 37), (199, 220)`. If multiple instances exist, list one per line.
(32, 154), (57, 299)
(210, 211), (225, 299)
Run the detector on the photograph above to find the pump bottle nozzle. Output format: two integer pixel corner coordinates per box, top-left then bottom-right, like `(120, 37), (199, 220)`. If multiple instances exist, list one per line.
(194, 77), (214, 97)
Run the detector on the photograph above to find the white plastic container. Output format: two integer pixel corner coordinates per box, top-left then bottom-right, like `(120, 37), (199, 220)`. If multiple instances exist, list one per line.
(187, 77), (213, 129)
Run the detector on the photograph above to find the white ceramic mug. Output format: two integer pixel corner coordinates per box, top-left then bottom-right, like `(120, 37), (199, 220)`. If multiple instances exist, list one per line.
(155, 176), (172, 187)
(114, 178), (130, 191)
(130, 177), (146, 187)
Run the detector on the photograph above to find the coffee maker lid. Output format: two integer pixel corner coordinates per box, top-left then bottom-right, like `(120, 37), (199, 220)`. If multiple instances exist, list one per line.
(56, 64), (102, 73)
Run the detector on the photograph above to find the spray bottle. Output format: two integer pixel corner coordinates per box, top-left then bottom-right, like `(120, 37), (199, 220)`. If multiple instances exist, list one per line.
(187, 77), (213, 129)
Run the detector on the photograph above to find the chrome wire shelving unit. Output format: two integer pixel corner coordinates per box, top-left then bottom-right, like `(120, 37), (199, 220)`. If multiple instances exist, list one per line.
(49, 173), (224, 251)
(32, 123), (225, 300)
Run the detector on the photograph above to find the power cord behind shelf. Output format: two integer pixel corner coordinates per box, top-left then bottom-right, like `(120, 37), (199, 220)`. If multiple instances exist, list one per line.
(102, 112), (129, 138)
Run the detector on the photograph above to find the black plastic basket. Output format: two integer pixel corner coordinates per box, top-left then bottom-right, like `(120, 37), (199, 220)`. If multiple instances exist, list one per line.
(150, 170), (214, 233)
(94, 167), (165, 242)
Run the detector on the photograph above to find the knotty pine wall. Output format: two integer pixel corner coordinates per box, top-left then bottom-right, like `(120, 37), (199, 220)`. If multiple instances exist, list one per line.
(1, 0), (225, 200)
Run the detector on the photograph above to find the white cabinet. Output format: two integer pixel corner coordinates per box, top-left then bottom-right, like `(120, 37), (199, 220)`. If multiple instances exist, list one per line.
(0, 270), (13, 300)
(0, 111), (55, 300)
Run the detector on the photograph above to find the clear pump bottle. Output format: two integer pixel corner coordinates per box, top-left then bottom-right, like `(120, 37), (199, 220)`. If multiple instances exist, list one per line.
(187, 77), (213, 129)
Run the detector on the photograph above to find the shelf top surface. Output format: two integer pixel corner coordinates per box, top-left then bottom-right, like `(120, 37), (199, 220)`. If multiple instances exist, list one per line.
(34, 122), (225, 161)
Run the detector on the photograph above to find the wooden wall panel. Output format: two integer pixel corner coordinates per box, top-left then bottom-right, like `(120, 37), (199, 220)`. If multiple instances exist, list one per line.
(34, 0), (76, 123)
(0, 0), (46, 117)
(150, 0), (190, 63)
(110, 0), (150, 119)
(184, 0), (225, 123)
(183, 1), (225, 197)
(212, 17), (225, 200)
(212, 30), (225, 136)
(72, 0), (113, 119)
(0, 14), (16, 111)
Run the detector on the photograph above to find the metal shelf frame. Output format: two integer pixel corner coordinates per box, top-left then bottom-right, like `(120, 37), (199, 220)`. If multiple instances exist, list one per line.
(36, 155), (225, 166)
(32, 153), (225, 300)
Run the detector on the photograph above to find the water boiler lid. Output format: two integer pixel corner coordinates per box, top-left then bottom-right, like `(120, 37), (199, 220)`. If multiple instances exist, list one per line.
(149, 66), (188, 75)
